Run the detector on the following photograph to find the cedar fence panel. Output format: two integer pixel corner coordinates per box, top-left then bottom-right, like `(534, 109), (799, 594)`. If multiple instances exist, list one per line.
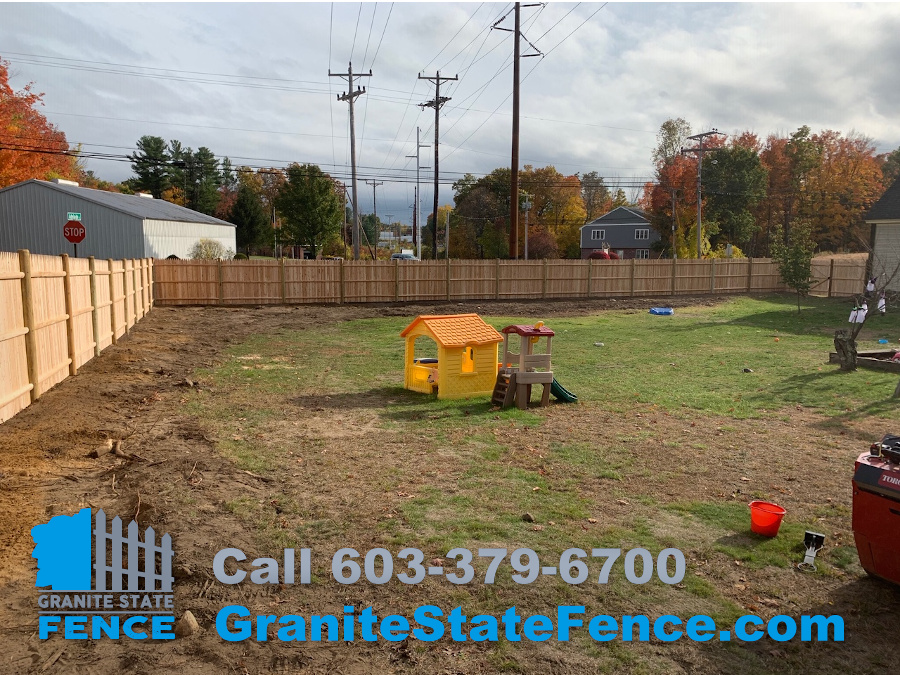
(0, 251), (30, 422)
(0, 251), (153, 425)
(151, 257), (866, 306)
(285, 260), (341, 304)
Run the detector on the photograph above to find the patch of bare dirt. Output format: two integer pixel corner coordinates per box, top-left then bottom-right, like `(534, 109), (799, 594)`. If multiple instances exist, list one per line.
(0, 299), (897, 675)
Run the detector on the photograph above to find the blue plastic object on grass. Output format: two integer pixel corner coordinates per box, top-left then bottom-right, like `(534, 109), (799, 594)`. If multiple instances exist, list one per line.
(649, 307), (674, 315)
(879, 339), (889, 344)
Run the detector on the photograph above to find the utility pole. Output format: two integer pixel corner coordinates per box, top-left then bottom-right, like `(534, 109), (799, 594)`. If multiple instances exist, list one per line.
(365, 180), (383, 258)
(419, 71), (457, 259)
(681, 129), (725, 259)
(330, 62), (372, 260)
(385, 214), (395, 252)
(406, 127), (430, 260)
(493, 3), (542, 259)
(670, 189), (677, 260)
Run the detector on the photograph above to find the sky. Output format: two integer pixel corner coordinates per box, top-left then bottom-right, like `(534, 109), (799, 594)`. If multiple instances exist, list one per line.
(3, 1), (900, 227)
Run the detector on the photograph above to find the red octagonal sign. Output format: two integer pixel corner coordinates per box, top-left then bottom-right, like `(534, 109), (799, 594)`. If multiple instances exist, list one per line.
(63, 220), (86, 244)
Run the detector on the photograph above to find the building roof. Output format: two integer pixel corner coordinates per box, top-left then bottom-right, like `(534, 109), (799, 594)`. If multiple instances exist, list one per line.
(501, 324), (555, 338)
(400, 314), (503, 347)
(867, 178), (900, 221)
(581, 206), (649, 229)
(0, 180), (234, 226)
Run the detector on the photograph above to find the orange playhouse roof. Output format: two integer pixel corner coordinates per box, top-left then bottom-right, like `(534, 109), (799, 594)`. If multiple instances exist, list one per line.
(400, 314), (503, 347)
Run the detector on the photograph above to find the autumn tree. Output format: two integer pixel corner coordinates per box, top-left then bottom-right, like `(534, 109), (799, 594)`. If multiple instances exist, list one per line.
(0, 59), (76, 188)
(653, 117), (692, 166)
(880, 146), (900, 186)
(519, 165), (585, 258)
(581, 170), (612, 222)
(275, 163), (343, 258)
(804, 130), (883, 251)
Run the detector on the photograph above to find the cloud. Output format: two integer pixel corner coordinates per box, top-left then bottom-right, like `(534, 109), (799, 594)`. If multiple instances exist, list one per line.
(2, 2), (899, 225)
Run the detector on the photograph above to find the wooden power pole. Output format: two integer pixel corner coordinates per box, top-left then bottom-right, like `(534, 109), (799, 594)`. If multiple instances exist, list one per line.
(419, 71), (457, 259)
(365, 180), (383, 257)
(330, 62), (372, 260)
(494, 3), (541, 259)
(681, 129), (725, 259)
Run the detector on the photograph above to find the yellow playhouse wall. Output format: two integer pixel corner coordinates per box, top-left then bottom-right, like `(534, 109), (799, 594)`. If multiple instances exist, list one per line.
(437, 344), (499, 399)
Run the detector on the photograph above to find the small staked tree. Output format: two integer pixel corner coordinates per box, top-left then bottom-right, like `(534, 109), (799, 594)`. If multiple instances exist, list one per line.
(771, 221), (815, 312)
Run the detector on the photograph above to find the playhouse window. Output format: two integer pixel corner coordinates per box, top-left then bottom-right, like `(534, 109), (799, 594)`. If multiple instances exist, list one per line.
(461, 347), (476, 373)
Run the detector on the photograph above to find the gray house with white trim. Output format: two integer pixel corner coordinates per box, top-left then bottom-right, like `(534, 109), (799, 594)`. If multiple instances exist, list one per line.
(0, 179), (236, 259)
(866, 178), (900, 292)
(580, 206), (660, 259)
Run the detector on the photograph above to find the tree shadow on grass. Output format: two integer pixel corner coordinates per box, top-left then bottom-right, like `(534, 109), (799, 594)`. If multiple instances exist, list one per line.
(746, 369), (897, 422)
(288, 386), (510, 424)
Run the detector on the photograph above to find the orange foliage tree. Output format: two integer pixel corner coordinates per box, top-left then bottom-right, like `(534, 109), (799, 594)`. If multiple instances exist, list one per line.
(0, 59), (75, 188)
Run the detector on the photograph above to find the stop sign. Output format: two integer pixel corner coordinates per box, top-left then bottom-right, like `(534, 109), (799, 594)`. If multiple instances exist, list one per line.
(63, 220), (86, 244)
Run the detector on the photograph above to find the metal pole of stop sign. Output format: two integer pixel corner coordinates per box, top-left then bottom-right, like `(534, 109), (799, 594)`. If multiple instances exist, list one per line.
(74, 243), (78, 258)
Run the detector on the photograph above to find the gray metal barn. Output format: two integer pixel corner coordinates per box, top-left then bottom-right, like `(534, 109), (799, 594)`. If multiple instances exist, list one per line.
(0, 179), (236, 259)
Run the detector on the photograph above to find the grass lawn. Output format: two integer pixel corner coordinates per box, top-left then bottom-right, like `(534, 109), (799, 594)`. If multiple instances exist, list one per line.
(183, 294), (899, 674)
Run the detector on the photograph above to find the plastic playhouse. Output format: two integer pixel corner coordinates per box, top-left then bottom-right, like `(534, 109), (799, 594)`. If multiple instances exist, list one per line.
(400, 314), (504, 399)
(492, 322), (578, 409)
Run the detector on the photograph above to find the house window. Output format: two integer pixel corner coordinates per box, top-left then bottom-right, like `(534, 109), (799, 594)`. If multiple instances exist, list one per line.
(590, 229), (605, 241)
(461, 347), (475, 373)
(636, 249), (650, 259)
(635, 228), (649, 240)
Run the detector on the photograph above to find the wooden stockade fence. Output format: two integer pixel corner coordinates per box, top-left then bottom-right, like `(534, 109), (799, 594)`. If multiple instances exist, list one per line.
(152, 256), (867, 306)
(0, 250), (153, 423)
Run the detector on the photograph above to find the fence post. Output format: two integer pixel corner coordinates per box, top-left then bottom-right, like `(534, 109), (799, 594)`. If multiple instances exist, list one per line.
(61, 254), (77, 376)
(149, 258), (154, 308)
(108, 259), (118, 345)
(444, 258), (450, 301)
(827, 258), (835, 298)
(339, 259), (345, 305)
(630, 258), (636, 297)
(587, 259), (593, 298)
(142, 259), (149, 316)
(122, 259), (132, 333)
(132, 259), (140, 320)
(89, 256), (100, 357)
(217, 259), (225, 305)
(394, 259), (400, 302)
(710, 258), (716, 294)
(495, 258), (500, 300)
(671, 257), (677, 296)
(280, 257), (287, 304)
(746, 257), (753, 293)
(18, 250), (40, 402)
(542, 259), (549, 299)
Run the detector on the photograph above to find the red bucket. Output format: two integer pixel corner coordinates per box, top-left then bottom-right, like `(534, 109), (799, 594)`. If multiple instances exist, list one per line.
(749, 501), (786, 537)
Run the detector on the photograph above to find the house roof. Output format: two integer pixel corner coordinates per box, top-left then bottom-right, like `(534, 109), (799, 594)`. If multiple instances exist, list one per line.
(867, 178), (900, 221)
(581, 206), (649, 229)
(0, 180), (235, 226)
(501, 324), (555, 338)
(400, 314), (503, 347)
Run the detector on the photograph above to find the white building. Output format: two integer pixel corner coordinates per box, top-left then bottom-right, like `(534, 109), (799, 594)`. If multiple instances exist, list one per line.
(0, 179), (236, 259)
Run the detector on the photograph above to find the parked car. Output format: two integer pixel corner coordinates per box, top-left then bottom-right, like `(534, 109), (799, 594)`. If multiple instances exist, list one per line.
(391, 253), (419, 260)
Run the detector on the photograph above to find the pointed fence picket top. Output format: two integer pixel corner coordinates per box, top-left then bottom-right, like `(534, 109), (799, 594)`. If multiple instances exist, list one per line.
(92, 508), (174, 592)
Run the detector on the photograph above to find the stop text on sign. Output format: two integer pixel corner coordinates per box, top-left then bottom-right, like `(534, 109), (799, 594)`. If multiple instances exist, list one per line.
(64, 220), (86, 244)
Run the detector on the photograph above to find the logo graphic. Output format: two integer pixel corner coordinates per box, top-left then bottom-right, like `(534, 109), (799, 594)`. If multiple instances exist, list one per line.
(32, 508), (173, 592)
(31, 509), (176, 640)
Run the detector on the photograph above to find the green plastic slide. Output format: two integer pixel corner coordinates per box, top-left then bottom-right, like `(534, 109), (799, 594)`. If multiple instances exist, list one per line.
(550, 378), (578, 403)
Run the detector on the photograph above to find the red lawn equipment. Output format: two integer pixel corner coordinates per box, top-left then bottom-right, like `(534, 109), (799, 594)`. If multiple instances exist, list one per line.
(853, 434), (900, 585)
